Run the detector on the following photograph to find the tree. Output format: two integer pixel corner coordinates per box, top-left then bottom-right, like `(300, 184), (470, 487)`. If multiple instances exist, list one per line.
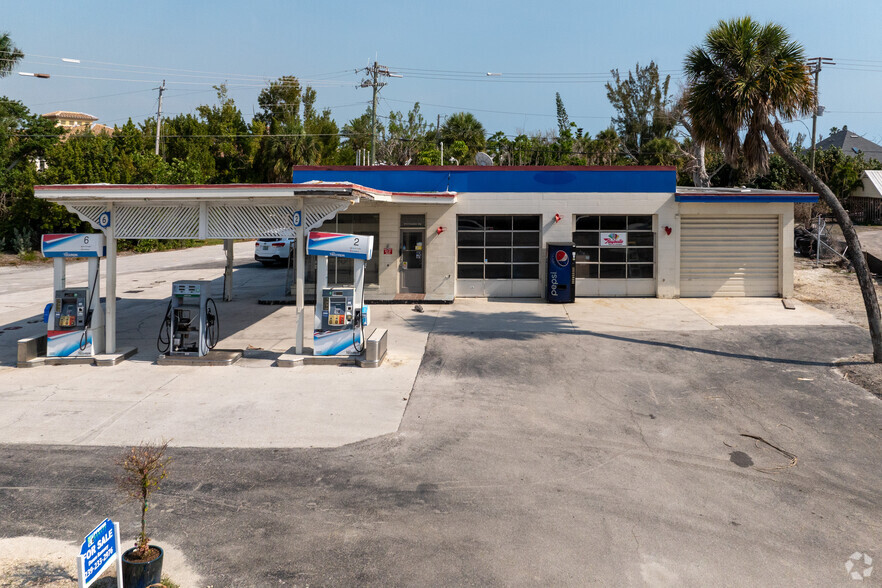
(0, 98), (68, 250)
(0, 33), (23, 78)
(196, 84), (253, 183)
(117, 441), (171, 558)
(684, 16), (882, 362)
(555, 92), (570, 138)
(251, 77), (339, 180)
(380, 102), (430, 165)
(441, 112), (486, 159)
(605, 61), (676, 164)
(342, 108), (377, 160)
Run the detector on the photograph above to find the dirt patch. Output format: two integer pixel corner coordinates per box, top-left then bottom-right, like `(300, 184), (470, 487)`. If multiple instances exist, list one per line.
(836, 353), (882, 397)
(794, 257), (882, 394)
(0, 537), (199, 588)
(0, 253), (53, 267)
(793, 257), (882, 328)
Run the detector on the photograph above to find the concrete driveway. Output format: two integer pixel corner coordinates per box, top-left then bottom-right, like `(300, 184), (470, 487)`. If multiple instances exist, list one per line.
(0, 251), (853, 449)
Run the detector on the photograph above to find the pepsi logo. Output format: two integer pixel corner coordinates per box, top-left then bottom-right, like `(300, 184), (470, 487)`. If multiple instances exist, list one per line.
(554, 249), (570, 268)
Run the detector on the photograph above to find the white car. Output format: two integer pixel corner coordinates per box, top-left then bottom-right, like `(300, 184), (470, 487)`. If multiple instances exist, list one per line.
(254, 237), (293, 266)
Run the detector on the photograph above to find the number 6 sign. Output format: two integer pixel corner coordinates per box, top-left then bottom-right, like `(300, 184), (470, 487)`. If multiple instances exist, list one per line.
(98, 211), (111, 228)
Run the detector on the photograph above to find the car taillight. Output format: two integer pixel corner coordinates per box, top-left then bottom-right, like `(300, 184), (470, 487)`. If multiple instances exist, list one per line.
(255, 242), (260, 246)
(272, 243), (285, 247)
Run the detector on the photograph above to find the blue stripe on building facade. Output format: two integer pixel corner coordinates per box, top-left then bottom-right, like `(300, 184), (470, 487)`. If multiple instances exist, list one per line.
(675, 195), (818, 203)
(291, 168), (677, 194)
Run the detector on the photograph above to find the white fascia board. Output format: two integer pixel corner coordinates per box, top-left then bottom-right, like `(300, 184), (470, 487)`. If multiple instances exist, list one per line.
(34, 185), (354, 203)
(387, 194), (457, 204)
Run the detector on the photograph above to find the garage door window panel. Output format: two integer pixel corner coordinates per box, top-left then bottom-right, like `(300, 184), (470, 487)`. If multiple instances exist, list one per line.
(485, 248), (512, 263)
(600, 216), (627, 231)
(513, 264), (539, 279)
(576, 216), (600, 231)
(600, 264), (627, 279)
(457, 264), (484, 279)
(485, 265), (512, 279)
(458, 248), (484, 263)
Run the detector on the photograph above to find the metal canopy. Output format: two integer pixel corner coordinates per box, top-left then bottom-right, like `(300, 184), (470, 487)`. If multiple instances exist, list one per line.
(34, 181), (456, 357)
(34, 182), (440, 239)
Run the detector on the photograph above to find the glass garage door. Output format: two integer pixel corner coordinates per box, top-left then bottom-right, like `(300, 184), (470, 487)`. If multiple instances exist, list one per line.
(572, 215), (656, 296)
(456, 215), (541, 297)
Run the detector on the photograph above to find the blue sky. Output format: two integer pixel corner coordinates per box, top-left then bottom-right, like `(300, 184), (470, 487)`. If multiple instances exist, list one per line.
(5, 0), (882, 144)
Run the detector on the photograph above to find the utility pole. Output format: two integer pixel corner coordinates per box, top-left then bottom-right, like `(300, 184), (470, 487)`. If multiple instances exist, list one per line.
(807, 58), (834, 172)
(358, 62), (401, 165)
(154, 80), (166, 156)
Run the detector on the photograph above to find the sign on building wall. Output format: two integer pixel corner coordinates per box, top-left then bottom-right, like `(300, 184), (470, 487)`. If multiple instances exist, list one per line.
(600, 232), (627, 247)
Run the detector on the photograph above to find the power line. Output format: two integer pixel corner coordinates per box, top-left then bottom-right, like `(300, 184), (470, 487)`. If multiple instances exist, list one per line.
(27, 88), (155, 107)
(382, 97), (611, 119)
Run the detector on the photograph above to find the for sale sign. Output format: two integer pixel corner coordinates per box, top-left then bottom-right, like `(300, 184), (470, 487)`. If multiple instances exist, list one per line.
(77, 518), (122, 588)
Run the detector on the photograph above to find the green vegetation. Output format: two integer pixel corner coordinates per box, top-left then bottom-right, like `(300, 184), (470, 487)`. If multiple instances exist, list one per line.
(1, 29), (881, 255)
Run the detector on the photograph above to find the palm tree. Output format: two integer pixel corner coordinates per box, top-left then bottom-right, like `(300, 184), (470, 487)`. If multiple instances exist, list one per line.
(0, 33), (23, 78)
(441, 112), (486, 161)
(684, 16), (882, 362)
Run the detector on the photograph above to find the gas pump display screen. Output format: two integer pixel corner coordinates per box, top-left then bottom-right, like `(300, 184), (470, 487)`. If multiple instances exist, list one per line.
(329, 298), (347, 315)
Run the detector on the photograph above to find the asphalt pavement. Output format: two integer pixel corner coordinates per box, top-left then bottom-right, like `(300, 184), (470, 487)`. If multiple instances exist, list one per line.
(1, 244), (880, 586)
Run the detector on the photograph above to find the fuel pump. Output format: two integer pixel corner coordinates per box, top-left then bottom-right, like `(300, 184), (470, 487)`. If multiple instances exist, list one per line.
(306, 231), (373, 356)
(157, 280), (219, 357)
(42, 234), (106, 357)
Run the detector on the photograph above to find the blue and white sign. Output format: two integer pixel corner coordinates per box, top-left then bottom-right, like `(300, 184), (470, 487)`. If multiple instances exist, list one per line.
(307, 232), (374, 260)
(98, 211), (111, 228)
(293, 210), (302, 227)
(42, 234), (106, 258)
(77, 518), (122, 588)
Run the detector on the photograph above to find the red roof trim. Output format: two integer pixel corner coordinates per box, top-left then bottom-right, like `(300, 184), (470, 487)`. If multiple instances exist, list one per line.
(34, 182), (456, 199)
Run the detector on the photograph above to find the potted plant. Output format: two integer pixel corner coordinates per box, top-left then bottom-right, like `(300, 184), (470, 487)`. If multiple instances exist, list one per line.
(117, 440), (171, 588)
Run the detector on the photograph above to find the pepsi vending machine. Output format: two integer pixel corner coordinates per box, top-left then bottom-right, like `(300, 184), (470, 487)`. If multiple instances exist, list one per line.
(546, 242), (575, 303)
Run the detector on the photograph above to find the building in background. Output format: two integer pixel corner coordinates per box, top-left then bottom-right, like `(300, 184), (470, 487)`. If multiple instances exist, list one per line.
(41, 111), (113, 138)
(847, 170), (882, 224)
(816, 126), (882, 162)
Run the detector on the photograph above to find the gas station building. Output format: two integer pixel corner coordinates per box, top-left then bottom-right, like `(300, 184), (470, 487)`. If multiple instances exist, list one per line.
(289, 166), (814, 300)
(35, 166), (815, 356)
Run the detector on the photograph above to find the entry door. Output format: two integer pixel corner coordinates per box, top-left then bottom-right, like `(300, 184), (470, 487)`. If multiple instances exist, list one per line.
(399, 229), (425, 293)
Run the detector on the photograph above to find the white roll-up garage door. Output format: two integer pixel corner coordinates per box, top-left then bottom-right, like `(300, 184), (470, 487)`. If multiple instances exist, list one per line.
(680, 215), (780, 297)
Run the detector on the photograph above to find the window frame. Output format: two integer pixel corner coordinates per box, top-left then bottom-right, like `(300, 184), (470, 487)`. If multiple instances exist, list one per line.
(573, 214), (655, 280)
(457, 214), (541, 280)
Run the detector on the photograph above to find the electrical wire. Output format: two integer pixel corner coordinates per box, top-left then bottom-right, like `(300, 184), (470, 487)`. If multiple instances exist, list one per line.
(382, 97), (611, 119)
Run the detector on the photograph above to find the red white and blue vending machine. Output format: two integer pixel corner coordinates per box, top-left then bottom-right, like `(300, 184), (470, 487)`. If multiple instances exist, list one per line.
(546, 242), (575, 303)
